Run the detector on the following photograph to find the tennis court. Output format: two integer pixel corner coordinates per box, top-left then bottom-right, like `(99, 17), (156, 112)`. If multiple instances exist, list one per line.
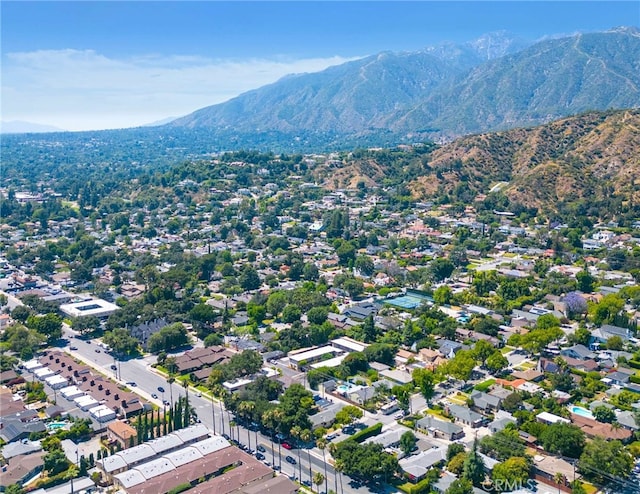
(385, 291), (432, 309)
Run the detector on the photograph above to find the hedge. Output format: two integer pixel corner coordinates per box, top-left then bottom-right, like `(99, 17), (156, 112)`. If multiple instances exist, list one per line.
(397, 477), (433, 494)
(627, 360), (640, 369)
(630, 375), (640, 385)
(167, 483), (192, 494)
(351, 423), (383, 443)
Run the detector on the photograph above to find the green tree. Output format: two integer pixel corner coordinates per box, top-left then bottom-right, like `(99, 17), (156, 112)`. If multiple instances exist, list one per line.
(5, 484), (25, 494)
(266, 291), (287, 317)
(448, 452), (467, 475)
(239, 265), (261, 291)
(307, 306), (329, 325)
(480, 428), (525, 460)
(589, 294), (624, 325)
(463, 441), (485, 486)
(71, 316), (101, 336)
(281, 304), (302, 323)
(446, 478), (473, 494)
(434, 285), (454, 305)
(399, 430), (417, 456)
(539, 422), (585, 458)
(492, 457), (531, 491)
(444, 350), (476, 380)
(576, 270), (595, 293)
(147, 323), (190, 353)
(355, 255), (375, 276)
(11, 305), (32, 323)
(44, 448), (70, 475)
(103, 328), (140, 356)
(26, 313), (62, 342)
(412, 368), (435, 401)
(447, 442), (466, 461)
(486, 351), (509, 374)
(335, 405), (363, 426)
(189, 303), (216, 324)
(536, 313), (560, 330)
(579, 437), (633, 482)
(472, 340), (495, 365)
(606, 335), (624, 351)
(336, 242), (356, 266)
(592, 405), (616, 423)
(430, 259), (455, 282)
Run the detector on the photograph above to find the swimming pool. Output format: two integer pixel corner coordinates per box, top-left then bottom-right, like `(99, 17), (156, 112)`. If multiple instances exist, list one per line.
(336, 384), (351, 394)
(47, 422), (67, 430)
(569, 406), (594, 419)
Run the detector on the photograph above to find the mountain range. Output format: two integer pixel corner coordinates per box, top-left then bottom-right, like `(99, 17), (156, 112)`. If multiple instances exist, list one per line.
(169, 27), (640, 142)
(0, 120), (66, 134)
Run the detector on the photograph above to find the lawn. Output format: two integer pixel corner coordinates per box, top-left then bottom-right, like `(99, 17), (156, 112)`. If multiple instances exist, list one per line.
(474, 379), (496, 392)
(446, 392), (470, 405)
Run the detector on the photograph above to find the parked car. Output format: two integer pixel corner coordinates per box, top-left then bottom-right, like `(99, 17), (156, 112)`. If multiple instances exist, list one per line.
(157, 386), (165, 393)
(326, 433), (338, 441)
(110, 364), (117, 370)
(257, 444), (266, 453)
(256, 453), (265, 461)
(95, 349), (101, 353)
(222, 433), (230, 440)
(282, 441), (293, 450)
(285, 455), (296, 465)
(342, 426), (356, 435)
(69, 346), (78, 351)
(152, 393), (158, 399)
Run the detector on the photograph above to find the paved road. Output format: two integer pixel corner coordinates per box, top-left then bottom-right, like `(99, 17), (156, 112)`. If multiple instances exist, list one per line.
(59, 327), (398, 494)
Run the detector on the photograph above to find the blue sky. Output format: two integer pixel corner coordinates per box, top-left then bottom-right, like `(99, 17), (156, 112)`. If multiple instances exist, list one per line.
(2, 1), (639, 131)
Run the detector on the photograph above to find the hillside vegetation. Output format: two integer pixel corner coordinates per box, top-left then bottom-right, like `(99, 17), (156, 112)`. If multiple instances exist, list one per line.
(408, 109), (640, 215)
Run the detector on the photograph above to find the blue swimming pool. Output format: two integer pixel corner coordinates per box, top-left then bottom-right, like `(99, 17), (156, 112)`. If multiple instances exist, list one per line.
(569, 406), (594, 419)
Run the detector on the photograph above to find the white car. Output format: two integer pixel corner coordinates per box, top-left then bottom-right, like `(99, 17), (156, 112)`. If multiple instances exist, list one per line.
(394, 411), (405, 420)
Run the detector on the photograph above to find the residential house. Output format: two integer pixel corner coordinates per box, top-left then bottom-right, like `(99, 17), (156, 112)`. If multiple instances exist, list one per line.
(0, 410), (46, 443)
(605, 370), (632, 387)
(591, 324), (631, 346)
(446, 404), (484, 428)
(437, 340), (463, 359)
(570, 413), (632, 442)
(416, 416), (464, 441)
(108, 420), (138, 449)
(400, 446), (447, 483)
(0, 451), (45, 490)
(562, 356), (599, 373)
(469, 391), (502, 414)
(561, 344), (596, 361)
(616, 411), (640, 432)
(309, 403), (345, 429)
(363, 427), (411, 450)
(394, 349), (418, 367)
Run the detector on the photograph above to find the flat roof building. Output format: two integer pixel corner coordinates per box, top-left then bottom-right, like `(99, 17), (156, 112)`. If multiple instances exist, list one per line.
(60, 298), (120, 319)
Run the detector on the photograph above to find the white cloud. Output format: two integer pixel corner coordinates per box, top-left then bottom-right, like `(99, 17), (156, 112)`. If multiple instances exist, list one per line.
(1, 49), (360, 131)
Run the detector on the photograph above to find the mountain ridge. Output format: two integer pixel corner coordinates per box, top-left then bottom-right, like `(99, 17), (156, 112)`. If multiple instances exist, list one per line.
(169, 28), (640, 141)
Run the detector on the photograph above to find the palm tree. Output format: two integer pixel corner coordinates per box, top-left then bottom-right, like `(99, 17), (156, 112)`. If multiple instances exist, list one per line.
(273, 408), (285, 469)
(182, 379), (190, 427)
(301, 429), (313, 484)
(291, 425), (303, 481)
(238, 401), (255, 450)
(334, 459), (345, 494)
(262, 409), (278, 467)
(317, 438), (328, 494)
(209, 393), (217, 435)
(167, 375), (175, 406)
(554, 472), (566, 494)
(313, 472), (325, 493)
